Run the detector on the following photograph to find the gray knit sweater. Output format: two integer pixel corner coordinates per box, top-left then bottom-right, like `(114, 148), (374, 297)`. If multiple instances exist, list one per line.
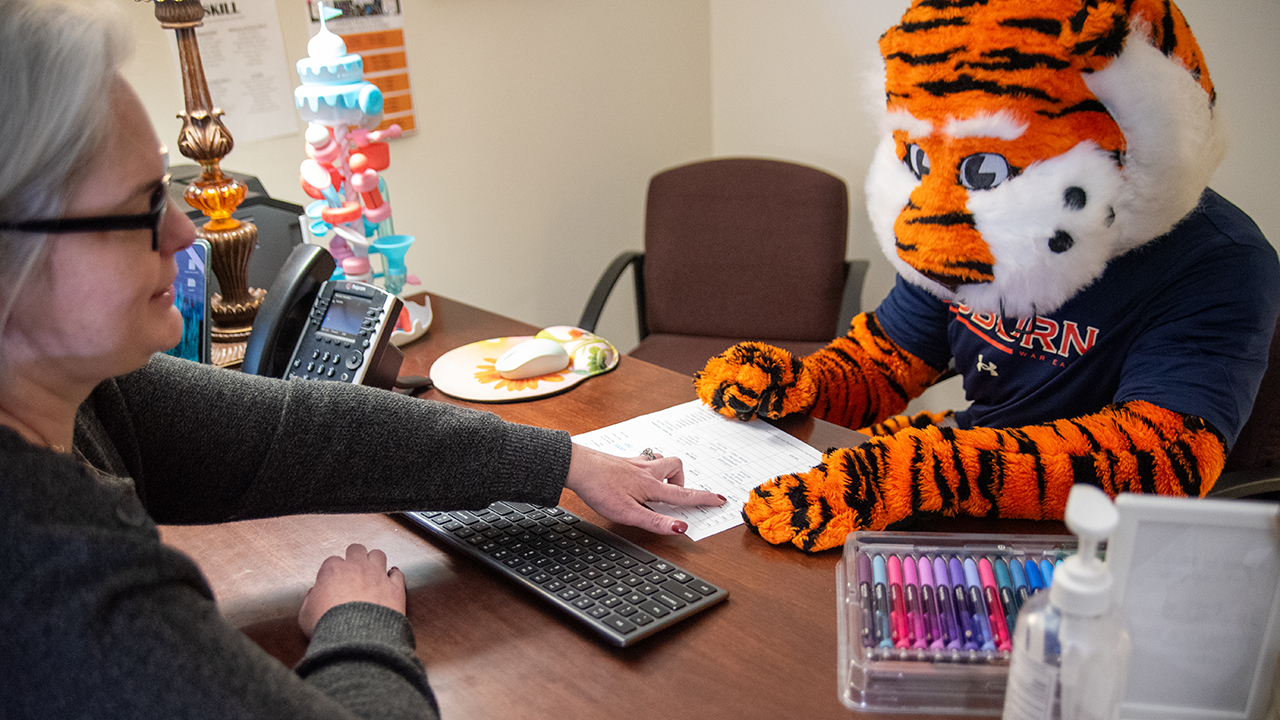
(0, 353), (572, 719)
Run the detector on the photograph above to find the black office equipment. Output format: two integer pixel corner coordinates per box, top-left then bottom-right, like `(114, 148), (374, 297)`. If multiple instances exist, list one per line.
(281, 278), (403, 387)
(243, 244), (405, 391)
(405, 502), (728, 647)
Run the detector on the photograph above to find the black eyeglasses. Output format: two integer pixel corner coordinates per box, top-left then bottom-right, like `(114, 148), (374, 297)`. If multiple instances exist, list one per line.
(0, 175), (171, 251)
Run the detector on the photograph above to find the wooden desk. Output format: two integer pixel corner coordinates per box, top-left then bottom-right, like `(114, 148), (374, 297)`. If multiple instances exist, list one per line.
(161, 293), (1062, 720)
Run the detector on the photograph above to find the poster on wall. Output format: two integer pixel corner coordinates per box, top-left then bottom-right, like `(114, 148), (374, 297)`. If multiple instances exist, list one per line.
(166, 2), (299, 144)
(305, 0), (417, 135)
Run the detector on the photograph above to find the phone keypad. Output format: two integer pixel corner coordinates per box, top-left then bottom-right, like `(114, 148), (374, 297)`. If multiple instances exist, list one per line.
(285, 281), (396, 384)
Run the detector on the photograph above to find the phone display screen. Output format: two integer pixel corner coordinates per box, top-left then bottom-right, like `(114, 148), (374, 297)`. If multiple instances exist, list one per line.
(319, 291), (371, 339)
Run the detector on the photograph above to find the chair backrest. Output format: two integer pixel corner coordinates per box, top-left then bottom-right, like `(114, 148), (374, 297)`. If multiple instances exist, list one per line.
(640, 157), (848, 341)
(1225, 312), (1280, 472)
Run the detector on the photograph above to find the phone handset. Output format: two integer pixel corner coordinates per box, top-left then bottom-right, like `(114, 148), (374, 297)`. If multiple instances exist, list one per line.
(243, 243), (336, 378)
(283, 280), (404, 388)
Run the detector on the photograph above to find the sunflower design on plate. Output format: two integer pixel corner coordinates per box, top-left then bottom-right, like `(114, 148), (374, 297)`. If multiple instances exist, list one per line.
(472, 358), (571, 392)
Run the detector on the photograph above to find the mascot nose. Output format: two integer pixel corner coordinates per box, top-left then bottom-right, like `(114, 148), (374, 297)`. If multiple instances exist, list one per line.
(893, 183), (996, 289)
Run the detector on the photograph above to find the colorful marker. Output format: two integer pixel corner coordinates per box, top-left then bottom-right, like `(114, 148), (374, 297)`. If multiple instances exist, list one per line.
(947, 557), (980, 650)
(1041, 558), (1056, 586)
(978, 558), (1012, 651)
(887, 555), (910, 648)
(932, 556), (961, 650)
(871, 555), (894, 648)
(917, 555), (946, 650)
(1025, 559), (1045, 594)
(902, 556), (928, 649)
(857, 553), (875, 648)
(1010, 558), (1030, 610)
(993, 558), (1020, 635)
(963, 558), (996, 651)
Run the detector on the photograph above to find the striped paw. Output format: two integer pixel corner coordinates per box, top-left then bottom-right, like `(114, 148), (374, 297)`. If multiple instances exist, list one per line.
(742, 448), (888, 552)
(694, 342), (816, 421)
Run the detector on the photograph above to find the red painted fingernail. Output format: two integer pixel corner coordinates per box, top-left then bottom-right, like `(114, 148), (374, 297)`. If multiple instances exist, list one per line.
(716, 494), (727, 503)
(672, 521), (688, 534)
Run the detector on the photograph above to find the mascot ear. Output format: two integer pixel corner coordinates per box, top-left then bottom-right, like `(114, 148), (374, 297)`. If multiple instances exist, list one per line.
(1066, 1), (1225, 252)
(1062, 3), (1129, 71)
(1062, 1), (1215, 102)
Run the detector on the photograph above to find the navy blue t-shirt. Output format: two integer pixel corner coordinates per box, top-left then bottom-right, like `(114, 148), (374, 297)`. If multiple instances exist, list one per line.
(875, 190), (1280, 448)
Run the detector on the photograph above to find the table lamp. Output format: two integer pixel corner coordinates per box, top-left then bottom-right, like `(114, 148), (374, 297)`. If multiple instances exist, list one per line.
(140, 0), (264, 366)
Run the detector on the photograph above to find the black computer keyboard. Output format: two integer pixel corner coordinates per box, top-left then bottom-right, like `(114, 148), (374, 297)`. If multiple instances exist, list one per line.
(404, 501), (728, 647)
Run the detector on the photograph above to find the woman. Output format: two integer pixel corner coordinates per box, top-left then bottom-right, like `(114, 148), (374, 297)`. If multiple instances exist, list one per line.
(0, 1), (722, 717)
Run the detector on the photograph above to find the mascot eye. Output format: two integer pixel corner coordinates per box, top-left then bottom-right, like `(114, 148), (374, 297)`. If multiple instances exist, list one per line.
(903, 144), (930, 180)
(959, 153), (1012, 190)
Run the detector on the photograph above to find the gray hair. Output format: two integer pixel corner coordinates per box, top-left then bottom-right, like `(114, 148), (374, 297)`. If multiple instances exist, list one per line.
(0, 0), (132, 344)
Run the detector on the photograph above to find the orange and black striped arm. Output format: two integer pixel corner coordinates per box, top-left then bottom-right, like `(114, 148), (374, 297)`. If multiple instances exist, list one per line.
(694, 312), (944, 428)
(743, 400), (1227, 552)
(804, 313), (945, 428)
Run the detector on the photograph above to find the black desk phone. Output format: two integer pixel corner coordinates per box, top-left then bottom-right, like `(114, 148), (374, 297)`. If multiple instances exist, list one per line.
(243, 244), (405, 390)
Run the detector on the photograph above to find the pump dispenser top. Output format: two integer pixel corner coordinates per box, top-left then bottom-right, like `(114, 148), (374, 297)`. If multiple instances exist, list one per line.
(1050, 484), (1119, 616)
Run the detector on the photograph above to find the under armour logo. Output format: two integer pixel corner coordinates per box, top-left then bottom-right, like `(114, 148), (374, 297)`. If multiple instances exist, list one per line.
(976, 354), (998, 376)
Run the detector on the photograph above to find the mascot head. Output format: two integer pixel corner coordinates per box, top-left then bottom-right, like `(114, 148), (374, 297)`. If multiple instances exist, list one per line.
(867, 0), (1225, 318)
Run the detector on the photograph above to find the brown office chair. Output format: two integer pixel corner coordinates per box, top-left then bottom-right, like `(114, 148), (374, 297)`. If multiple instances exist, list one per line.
(1209, 312), (1280, 500)
(579, 157), (865, 377)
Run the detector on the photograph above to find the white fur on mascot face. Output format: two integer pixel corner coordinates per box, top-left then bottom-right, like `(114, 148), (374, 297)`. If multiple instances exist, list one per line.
(865, 19), (1224, 320)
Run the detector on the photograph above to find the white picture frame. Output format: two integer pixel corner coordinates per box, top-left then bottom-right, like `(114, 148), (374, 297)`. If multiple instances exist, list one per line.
(1109, 494), (1280, 720)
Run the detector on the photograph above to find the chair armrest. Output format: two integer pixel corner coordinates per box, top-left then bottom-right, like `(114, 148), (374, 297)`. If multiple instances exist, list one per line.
(1207, 467), (1280, 500)
(578, 251), (645, 336)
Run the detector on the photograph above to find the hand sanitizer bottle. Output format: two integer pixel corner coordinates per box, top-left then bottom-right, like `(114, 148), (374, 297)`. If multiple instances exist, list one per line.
(1002, 484), (1130, 720)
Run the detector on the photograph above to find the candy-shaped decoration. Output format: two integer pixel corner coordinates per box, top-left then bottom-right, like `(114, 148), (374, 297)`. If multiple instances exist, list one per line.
(294, 2), (415, 295)
(342, 256), (373, 284)
(320, 201), (362, 226)
(300, 158), (342, 207)
(347, 154), (392, 223)
(372, 234), (414, 295)
(294, 5), (382, 130)
(304, 123), (341, 164)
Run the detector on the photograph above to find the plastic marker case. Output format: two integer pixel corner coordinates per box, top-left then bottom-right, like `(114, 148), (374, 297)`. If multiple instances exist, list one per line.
(837, 531), (1081, 715)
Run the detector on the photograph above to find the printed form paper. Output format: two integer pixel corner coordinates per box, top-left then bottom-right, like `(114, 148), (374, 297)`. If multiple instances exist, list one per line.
(572, 400), (822, 541)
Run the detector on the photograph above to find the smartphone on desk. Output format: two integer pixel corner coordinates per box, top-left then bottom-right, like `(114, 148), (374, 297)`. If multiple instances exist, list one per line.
(166, 239), (210, 364)
(243, 244), (404, 389)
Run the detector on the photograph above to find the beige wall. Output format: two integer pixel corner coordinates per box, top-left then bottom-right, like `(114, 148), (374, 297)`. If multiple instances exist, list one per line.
(119, 1), (1279, 392)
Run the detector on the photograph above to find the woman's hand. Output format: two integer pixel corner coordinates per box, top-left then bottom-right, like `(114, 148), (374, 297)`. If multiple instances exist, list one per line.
(563, 444), (726, 535)
(298, 544), (407, 638)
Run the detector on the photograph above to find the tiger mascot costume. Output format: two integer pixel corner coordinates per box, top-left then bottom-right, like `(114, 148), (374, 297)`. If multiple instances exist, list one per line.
(695, 0), (1280, 551)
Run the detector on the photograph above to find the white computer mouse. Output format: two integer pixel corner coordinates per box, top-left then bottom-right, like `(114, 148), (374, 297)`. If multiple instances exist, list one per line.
(494, 338), (571, 380)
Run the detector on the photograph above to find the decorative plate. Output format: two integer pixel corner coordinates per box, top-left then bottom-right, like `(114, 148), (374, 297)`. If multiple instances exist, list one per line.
(429, 326), (618, 403)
